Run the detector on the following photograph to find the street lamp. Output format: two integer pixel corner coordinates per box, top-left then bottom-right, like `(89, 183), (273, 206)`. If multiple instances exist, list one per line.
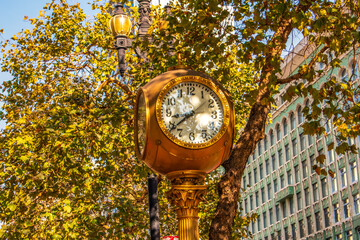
(109, 1), (152, 77)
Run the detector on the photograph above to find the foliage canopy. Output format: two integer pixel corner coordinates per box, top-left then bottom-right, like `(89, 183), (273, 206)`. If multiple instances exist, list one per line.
(1, 0), (359, 239)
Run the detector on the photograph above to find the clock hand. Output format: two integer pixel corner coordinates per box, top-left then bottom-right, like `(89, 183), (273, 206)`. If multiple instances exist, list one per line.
(170, 110), (195, 131)
(193, 101), (207, 114)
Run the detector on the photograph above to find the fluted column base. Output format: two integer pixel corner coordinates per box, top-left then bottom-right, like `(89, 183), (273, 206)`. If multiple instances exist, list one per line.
(166, 170), (207, 240)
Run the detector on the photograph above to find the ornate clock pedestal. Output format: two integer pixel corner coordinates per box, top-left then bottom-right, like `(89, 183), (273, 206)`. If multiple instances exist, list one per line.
(166, 171), (207, 240)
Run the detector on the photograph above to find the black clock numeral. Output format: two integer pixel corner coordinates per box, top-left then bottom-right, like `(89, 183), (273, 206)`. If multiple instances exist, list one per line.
(167, 97), (176, 106)
(209, 122), (215, 130)
(201, 130), (207, 139)
(177, 89), (183, 98)
(208, 99), (215, 108)
(166, 109), (172, 117)
(187, 87), (195, 96)
(189, 132), (195, 141)
(201, 91), (204, 99)
(211, 111), (218, 119)
(177, 128), (183, 137)
(169, 121), (176, 130)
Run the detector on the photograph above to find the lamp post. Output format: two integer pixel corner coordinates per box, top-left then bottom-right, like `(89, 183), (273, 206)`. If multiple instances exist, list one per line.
(109, 2), (160, 240)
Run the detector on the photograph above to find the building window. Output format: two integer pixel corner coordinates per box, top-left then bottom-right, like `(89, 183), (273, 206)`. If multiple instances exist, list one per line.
(255, 191), (259, 207)
(269, 208), (273, 225)
(274, 178), (278, 193)
(248, 171), (252, 185)
(300, 133), (306, 151)
(282, 201), (287, 218)
(325, 116), (331, 132)
(270, 130), (274, 146)
(297, 192), (302, 210)
(333, 203), (340, 223)
(272, 154), (276, 171)
(254, 168), (258, 184)
(350, 161), (358, 183)
(331, 176), (338, 193)
(284, 226), (289, 240)
(305, 188), (310, 206)
(295, 165), (300, 183)
(313, 182), (319, 202)
(261, 187), (265, 204)
(299, 220), (305, 238)
(263, 211), (267, 228)
(343, 198), (350, 219)
(341, 68), (348, 82)
(307, 216), (313, 234)
(351, 61), (359, 81)
(290, 198), (294, 214)
(340, 167), (347, 188)
(276, 124), (281, 141)
(250, 195), (253, 210)
(292, 138), (298, 157)
(266, 159), (270, 175)
(244, 199), (247, 213)
(315, 211), (321, 231)
(259, 164), (263, 180)
(354, 193), (360, 215)
(302, 161), (308, 178)
(243, 176), (246, 188)
(297, 107), (303, 124)
(257, 215), (261, 231)
(276, 204), (280, 222)
(285, 144), (290, 162)
(324, 207), (330, 227)
(278, 149), (283, 166)
(308, 135), (313, 145)
(290, 112), (296, 130)
(287, 170), (292, 185)
(291, 223), (296, 238)
(346, 230), (353, 240)
(267, 183), (272, 200)
(258, 142), (262, 156)
(283, 119), (288, 136)
(328, 149), (335, 163)
(280, 175), (285, 189)
(321, 178), (328, 198)
(310, 154), (315, 174)
(264, 136), (268, 151)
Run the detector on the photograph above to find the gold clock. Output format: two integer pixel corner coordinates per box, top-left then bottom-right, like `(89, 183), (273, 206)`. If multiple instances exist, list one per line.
(134, 68), (234, 175)
(155, 76), (230, 149)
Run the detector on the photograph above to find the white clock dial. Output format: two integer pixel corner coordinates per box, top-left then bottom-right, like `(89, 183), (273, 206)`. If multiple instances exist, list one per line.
(159, 81), (224, 145)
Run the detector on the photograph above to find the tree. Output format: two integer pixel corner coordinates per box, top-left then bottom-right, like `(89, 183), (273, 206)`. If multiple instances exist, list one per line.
(1, 0), (359, 239)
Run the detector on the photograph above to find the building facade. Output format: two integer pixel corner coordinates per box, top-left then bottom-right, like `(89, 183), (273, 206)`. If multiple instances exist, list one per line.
(241, 41), (360, 240)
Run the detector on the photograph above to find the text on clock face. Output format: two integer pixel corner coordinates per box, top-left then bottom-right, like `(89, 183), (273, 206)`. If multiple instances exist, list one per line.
(160, 82), (224, 144)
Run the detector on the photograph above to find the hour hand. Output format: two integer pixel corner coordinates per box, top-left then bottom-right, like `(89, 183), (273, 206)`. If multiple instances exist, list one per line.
(171, 113), (182, 118)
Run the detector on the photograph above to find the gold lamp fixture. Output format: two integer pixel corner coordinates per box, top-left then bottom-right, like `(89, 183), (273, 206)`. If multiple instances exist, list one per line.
(109, 5), (131, 37)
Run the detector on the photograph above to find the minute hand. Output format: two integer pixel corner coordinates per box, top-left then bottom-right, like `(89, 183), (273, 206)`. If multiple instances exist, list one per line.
(170, 110), (195, 131)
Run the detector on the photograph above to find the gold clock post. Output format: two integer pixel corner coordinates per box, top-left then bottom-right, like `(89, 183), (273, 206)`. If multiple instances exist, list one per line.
(134, 68), (235, 240)
(166, 171), (207, 240)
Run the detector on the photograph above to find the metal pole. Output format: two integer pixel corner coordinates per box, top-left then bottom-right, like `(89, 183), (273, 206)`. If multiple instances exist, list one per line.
(148, 173), (160, 240)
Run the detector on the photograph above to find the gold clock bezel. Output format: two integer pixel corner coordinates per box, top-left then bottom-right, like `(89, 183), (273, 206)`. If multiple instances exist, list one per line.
(155, 75), (231, 149)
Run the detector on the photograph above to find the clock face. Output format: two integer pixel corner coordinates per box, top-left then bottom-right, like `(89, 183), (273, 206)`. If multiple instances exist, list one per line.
(156, 76), (230, 149)
(136, 91), (147, 156)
